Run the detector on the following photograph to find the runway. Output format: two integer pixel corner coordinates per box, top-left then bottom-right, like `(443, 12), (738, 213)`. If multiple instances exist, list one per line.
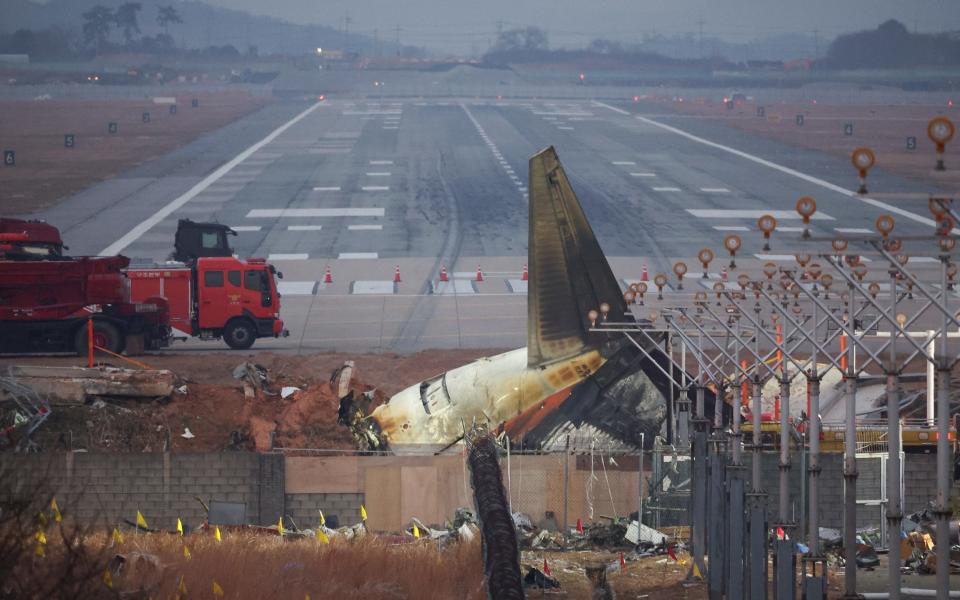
(32, 95), (947, 353)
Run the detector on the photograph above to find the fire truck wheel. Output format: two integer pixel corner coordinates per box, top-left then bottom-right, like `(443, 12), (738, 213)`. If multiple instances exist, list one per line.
(74, 321), (123, 356)
(223, 319), (256, 350)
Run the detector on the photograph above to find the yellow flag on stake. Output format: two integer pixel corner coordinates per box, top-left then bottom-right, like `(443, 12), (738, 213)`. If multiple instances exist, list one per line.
(278, 516), (284, 535)
(183, 545), (191, 560)
(413, 523), (421, 539)
(51, 498), (62, 523)
(215, 526), (222, 542)
(360, 505), (367, 521)
(212, 581), (225, 597)
(319, 509), (326, 526)
(102, 569), (113, 589)
(112, 527), (124, 545)
(38, 511), (48, 528)
(692, 562), (703, 580)
(178, 575), (187, 594)
(35, 530), (47, 545)
(136, 510), (148, 529)
(316, 528), (329, 544)
(177, 518), (184, 536)
(35, 543), (45, 558)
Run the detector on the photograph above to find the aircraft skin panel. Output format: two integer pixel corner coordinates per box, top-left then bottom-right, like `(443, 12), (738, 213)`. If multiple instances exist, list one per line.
(527, 146), (628, 368)
(370, 347), (605, 452)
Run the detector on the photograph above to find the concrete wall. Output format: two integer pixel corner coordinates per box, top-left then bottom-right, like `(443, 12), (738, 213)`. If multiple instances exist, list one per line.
(0, 452), (284, 529)
(1, 450), (955, 533)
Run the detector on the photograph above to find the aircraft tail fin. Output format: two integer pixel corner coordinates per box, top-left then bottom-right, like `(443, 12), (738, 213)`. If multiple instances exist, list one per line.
(527, 146), (628, 368)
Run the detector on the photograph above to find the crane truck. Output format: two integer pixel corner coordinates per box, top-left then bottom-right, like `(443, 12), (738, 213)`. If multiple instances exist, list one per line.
(0, 218), (288, 354)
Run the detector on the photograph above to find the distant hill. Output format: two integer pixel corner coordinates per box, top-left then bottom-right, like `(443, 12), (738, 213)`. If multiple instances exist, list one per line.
(1, 0), (391, 56)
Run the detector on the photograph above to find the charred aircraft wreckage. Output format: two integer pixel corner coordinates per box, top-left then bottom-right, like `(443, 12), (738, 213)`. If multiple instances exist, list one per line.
(341, 146), (716, 454)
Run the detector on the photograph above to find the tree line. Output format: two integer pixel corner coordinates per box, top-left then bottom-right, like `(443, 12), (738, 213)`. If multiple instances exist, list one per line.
(0, 3), (184, 58)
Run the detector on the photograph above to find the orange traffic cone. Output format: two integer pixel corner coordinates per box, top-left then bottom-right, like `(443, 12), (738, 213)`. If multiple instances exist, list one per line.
(521, 264), (528, 281)
(394, 265), (402, 283)
(576, 518), (584, 534)
(475, 265), (484, 282)
(323, 265), (333, 284)
(543, 557), (552, 577)
(641, 264), (649, 282)
(619, 551), (626, 570)
(439, 266), (449, 282)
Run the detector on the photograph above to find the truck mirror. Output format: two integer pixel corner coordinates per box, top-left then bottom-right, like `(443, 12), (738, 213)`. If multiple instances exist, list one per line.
(277, 271), (284, 279)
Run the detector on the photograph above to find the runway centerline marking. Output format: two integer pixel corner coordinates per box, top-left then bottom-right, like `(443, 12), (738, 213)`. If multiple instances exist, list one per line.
(700, 187), (730, 193)
(230, 226), (262, 232)
(288, 225), (324, 231)
(630, 172), (656, 177)
(313, 186), (341, 191)
(835, 227), (873, 234)
(712, 225), (750, 231)
(101, 100), (326, 255)
(688, 209), (834, 220)
(612, 161), (636, 165)
(591, 100), (935, 227)
(366, 172), (391, 176)
(339, 252), (379, 259)
(361, 185), (390, 191)
(247, 208), (385, 218)
(370, 160), (393, 165)
(348, 224), (383, 231)
(652, 187), (682, 192)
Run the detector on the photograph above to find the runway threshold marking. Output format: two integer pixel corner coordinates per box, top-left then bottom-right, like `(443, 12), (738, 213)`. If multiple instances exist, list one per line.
(100, 100), (327, 255)
(591, 101), (936, 228)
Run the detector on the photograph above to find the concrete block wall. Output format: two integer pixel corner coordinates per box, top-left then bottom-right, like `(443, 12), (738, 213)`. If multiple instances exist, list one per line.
(284, 492), (364, 529)
(0, 452), (284, 530)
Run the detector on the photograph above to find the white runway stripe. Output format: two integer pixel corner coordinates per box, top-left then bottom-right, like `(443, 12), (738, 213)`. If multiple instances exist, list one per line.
(288, 225), (323, 231)
(268, 253), (309, 261)
(630, 172), (656, 177)
(592, 101), (936, 228)
(712, 225), (749, 231)
(366, 172), (391, 176)
(834, 227), (873, 234)
(370, 160), (393, 165)
(230, 226), (262, 232)
(247, 208), (385, 218)
(339, 252), (379, 259)
(361, 185), (390, 191)
(348, 225), (383, 231)
(612, 161), (636, 165)
(101, 100), (327, 255)
(652, 187), (682, 192)
(313, 186), (341, 191)
(277, 281), (318, 295)
(700, 187), (730, 193)
(687, 209), (834, 220)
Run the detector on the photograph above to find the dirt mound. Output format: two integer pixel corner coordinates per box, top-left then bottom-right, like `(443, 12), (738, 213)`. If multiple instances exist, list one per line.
(2, 348), (499, 453)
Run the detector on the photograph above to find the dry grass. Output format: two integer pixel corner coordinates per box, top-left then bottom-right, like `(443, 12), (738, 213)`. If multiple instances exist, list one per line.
(98, 531), (487, 600)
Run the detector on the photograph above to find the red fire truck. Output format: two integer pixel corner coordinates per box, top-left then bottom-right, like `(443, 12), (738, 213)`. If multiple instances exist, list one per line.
(1, 218), (288, 353)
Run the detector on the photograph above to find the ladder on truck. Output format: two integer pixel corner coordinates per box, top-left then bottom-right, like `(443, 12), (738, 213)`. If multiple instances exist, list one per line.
(0, 369), (52, 451)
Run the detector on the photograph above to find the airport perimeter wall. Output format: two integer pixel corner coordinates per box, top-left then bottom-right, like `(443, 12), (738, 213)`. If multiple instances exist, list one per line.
(0, 451), (954, 533)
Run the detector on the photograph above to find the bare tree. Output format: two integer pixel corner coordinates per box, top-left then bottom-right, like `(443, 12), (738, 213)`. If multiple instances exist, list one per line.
(156, 5), (183, 37)
(114, 2), (142, 46)
(81, 5), (114, 54)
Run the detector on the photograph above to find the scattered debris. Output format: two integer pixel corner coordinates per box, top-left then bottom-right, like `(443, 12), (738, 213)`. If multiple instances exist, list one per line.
(523, 566), (561, 589)
(280, 387), (300, 399)
(181, 427), (195, 439)
(5, 365), (176, 403)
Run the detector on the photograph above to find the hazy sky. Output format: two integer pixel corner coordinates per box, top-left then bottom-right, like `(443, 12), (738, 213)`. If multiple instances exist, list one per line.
(204, 0), (960, 53)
